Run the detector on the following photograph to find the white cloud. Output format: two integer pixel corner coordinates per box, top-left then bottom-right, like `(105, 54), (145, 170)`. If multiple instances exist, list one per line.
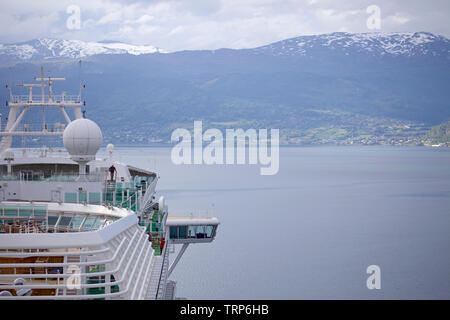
(0, 0), (448, 50)
(390, 13), (411, 25)
(97, 11), (122, 25)
(134, 14), (154, 24)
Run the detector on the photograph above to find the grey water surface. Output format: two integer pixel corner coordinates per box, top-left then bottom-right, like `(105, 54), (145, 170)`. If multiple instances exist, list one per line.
(106, 146), (450, 299)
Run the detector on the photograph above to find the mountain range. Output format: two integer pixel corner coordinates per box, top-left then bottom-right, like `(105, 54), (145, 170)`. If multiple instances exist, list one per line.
(0, 38), (163, 63)
(1, 32), (448, 62)
(0, 32), (449, 146)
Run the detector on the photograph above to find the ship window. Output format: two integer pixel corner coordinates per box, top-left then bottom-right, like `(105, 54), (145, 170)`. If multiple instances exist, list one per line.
(188, 225), (209, 239)
(99, 218), (109, 228)
(33, 206), (47, 218)
(170, 226), (178, 239)
(48, 216), (58, 226)
(104, 217), (118, 226)
(79, 192), (87, 203)
(205, 225), (214, 238)
(89, 192), (101, 204)
(170, 225), (214, 239)
(178, 226), (187, 238)
(19, 207), (33, 217)
(83, 216), (97, 230)
(3, 207), (18, 217)
(91, 218), (104, 230)
(197, 226), (207, 239)
(71, 216), (84, 230)
(58, 216), (72, 227)
(187, 226), (198, 238)
(169, 226), (188, 239)
(65, 192), (77, 203)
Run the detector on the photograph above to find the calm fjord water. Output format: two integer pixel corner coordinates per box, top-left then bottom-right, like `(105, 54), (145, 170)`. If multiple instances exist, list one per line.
(109, 146), (450, 299)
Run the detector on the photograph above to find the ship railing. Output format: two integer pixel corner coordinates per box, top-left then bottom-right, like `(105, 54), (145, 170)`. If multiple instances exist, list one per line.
(0, 175), (149, 213)
(0, 203), (122, 234)
(155, 230), (170, 299)
(0, 148), (70, 159)
(118, 190), (141, 211)
(10, 95), (81, 104)
(0, 123), (66, 133)
(0, 204), (48, 234)
(0, 215), (155, 299)
(0, 222), (46, 234)
(0, 172), (104, 182)
(0, 247), (110, 258)
(141, 178), (158, 213)
(102, 176), (157, 212)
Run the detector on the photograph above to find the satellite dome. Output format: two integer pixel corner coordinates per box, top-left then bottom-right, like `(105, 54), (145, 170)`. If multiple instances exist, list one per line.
(63, 118), (102, 161)
(106, 143), (114, 154)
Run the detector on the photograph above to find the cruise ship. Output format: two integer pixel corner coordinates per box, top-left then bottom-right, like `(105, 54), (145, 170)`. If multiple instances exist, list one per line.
(0, 69), (219, 299)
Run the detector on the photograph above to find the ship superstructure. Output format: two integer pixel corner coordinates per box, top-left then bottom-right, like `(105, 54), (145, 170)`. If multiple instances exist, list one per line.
(0, 69), (219, 299)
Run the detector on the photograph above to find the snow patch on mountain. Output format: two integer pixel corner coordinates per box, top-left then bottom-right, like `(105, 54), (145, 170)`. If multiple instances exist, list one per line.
(252, 32), (449, 57)
(0, 38), (164, 61)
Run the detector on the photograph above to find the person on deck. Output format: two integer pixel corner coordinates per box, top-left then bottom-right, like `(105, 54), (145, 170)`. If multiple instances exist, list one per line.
(160, 237), (165, 253)
(108, 165), (117, 181)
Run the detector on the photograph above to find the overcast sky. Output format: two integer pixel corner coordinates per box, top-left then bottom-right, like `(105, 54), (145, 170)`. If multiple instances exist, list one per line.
(0, 0), (449, 51)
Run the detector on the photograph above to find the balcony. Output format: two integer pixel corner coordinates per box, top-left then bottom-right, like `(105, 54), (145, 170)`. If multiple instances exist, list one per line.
(10, 95), (81, 105)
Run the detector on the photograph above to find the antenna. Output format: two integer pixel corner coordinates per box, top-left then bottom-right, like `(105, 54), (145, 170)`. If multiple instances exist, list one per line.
(39, 67), (44, 103)
(78, 60), (82, 98)
(0, 67), (82, 156)
(35, 68), (65, 101)
(35, 68), (66, 131)
(5, 84), (12, 103)
(40, 67), (46, 131)
(15, 84), (41, 103)
(8, 67), (13, 101)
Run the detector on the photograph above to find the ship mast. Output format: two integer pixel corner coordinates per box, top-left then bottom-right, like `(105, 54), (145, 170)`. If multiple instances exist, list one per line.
(0, 67), (84, 156)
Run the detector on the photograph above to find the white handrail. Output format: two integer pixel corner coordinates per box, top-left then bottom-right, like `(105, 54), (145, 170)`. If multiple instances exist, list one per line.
(0, 213), (137, 249)
(138, 250), (154, 299)
(0, 227), (149, 292)
(130, 236), (152, 299)
(0, 217), (156, 299)
(0, 236), (129, 282)
(0, 247), (110, 258)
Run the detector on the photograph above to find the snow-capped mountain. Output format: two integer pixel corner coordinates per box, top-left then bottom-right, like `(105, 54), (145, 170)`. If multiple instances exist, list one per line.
(251, 32), (449, 58)
(0, 32), (449, 143)
(0, 38), (164, 62)
(0, 32), (448, 64)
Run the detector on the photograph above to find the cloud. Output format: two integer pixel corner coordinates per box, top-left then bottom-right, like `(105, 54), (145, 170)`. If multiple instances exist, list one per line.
(390, 13), (411, 25)
(97, 11), (122, 25)
(0, 0), (448, 50)
(133, 14), (154, 24)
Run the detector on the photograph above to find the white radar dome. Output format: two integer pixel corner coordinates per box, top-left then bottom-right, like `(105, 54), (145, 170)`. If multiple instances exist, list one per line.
(106, 143), (114, 154)
(63, 118), (102, 161)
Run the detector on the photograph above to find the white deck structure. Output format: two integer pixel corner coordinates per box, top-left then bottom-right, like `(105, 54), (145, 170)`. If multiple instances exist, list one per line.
(0, 69), (219, 299)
